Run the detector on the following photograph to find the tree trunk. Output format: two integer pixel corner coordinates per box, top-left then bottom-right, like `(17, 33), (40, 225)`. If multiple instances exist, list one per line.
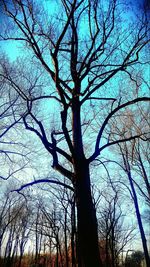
(74, 160), (102, 267)
(128, 170), (150, 267)
(71, 198), (76, 267)
(71, 96), (102, 266)
(64, 208), (69, 267)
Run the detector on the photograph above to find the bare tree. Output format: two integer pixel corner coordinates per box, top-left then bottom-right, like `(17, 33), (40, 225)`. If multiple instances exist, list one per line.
(0, 0), (149, 266)
(97, 189), (136, 267)
(117, 143), (150, 267)
(102, 104), (150, 266)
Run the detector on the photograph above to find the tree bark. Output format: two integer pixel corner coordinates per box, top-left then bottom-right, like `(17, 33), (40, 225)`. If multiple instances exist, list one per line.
(72, 97), (102, 266)
(74, 160), (102, 267)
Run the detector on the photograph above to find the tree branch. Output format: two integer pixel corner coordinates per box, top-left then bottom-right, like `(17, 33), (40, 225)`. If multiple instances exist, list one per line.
(89, 97), (150, 162)
(11, 179), (74, 193)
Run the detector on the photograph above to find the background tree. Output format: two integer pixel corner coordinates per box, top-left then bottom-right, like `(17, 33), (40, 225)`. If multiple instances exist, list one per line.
(125, 250), (145, 267)
(105, 104), (150, 266)
(97, 186), (137, 267)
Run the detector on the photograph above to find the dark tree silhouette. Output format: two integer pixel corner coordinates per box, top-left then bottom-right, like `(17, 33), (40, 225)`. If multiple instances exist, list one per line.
(0, 0), (149, 266)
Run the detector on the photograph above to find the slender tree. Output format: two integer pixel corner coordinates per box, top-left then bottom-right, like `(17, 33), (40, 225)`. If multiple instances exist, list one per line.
(118, 143), (150, 267)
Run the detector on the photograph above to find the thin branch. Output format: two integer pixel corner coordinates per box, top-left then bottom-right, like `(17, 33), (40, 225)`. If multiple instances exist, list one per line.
(0, 117), (22, 138)
(11, 179), (74, 193)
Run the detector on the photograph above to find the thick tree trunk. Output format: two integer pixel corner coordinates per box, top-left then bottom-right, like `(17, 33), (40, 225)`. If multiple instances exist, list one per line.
(74, 160), (102, 267)
(72, 97), (102, 266)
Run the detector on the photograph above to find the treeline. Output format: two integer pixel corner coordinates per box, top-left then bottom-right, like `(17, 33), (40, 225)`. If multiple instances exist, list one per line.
(0, 181), (147, 267)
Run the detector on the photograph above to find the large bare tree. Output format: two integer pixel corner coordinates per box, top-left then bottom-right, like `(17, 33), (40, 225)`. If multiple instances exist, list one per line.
(0, 0), (149, 266)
